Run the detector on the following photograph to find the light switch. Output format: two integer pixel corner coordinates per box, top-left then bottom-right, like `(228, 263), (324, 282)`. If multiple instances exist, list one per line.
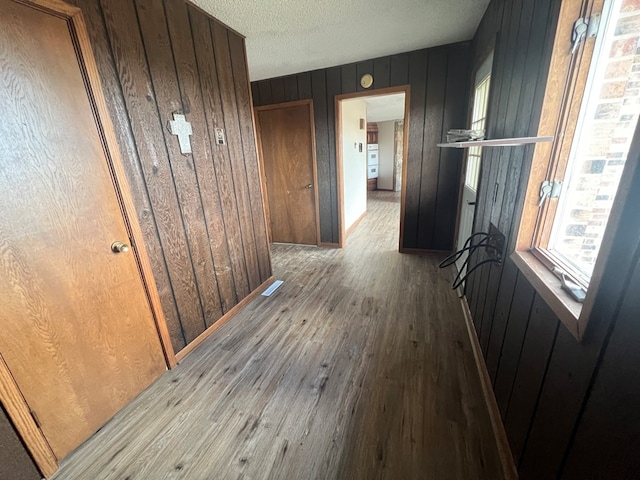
(215, 128), (226, 145)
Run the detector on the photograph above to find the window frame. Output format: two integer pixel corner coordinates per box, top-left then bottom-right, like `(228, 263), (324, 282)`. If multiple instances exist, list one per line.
(513, 0), (639, 340)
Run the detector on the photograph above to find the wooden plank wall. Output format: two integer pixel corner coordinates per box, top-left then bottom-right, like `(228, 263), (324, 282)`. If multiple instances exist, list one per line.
(57, 0), (272, 355)
(251, 45), (470, 250)
(466, 0), (640, 477)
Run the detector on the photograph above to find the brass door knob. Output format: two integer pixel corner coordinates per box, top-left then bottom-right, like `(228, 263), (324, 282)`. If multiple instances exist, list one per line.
(304, 184), (313, 189)
(111, 241), (130, 253)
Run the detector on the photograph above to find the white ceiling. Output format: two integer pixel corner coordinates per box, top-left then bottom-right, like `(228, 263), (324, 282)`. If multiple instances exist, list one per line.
(191, 0), (491, 81)
(364, 93), (406, 122)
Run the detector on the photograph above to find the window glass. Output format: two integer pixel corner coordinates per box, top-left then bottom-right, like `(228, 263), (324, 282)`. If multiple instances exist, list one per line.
(549, 0), (640, 281)
(465, 72), (492, 190)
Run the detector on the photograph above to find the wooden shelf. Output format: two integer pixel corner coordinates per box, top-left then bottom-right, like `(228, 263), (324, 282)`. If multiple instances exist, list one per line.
(437, 136), (553, 148)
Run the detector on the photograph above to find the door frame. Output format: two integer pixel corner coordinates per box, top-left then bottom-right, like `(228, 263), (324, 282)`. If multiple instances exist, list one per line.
(335, 85), (411, 248)
(0, 1), (175, 476)
(452, 45), (496, 271)
(254, 99), (321, 246)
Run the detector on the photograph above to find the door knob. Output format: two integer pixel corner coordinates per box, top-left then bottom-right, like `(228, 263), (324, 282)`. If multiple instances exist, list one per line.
(111, 241), (130, 253)
(304, 184), (313, 189)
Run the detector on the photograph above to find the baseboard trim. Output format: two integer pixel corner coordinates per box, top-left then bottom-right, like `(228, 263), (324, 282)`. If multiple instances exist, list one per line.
(318, 242), (340, 248)
(175, 276), (275, 362)
(459, 294), (518, 480)
(345, 211), (367, 237)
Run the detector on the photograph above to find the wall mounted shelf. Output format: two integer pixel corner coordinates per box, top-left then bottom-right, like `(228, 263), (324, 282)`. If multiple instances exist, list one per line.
(437, 136), (553, 148)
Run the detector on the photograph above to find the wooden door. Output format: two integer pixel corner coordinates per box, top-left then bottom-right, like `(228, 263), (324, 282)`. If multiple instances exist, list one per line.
(256, 101), (319, 245)
(0, 0), (165, 460)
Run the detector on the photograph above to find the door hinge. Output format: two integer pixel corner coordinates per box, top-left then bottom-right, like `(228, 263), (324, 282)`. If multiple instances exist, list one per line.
(538, 180), (563, 207)
(571, 14), (601, 54)
(30, 409), (42, 428)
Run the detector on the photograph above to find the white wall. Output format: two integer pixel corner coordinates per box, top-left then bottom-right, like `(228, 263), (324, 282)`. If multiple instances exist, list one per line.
(377, 120), (397, 190)
(341, 99), (368, 231)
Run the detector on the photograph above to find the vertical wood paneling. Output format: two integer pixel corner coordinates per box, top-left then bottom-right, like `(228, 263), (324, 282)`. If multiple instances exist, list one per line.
(163, 0), (229, 324)
(356, 60), (374, 92)
(373, 56), (391, 89)
(250, 82), (260, 105)
(503, 295), (559, 462)
(561, 248), (640, 478)
(418, 48), (446, 248)
(211, 21), (262, 293)
(478, 264), (502, 350)
(71, 0), (185, 350)
(390, 53), (410, 85)
(283, 75), (298, 102)
(228, 32), (272, 283)
(492, 273), (535, 416)
(469, 0), (640, 477)
(403, 49), (428, 248)
(93, 0), (270, 352)
(434, 44), (469, 250)
(311, 69), (333, 243)
(340, 63), (357, 94)
(167, 3), (236, 315)
(485, 259), (518, 381)
(189, 10), (250, 302)
(325, 67), (341, 243)
(137, 0), (220, 338)
(251, 45), (468, 250)
(297, 72), (312, 99)
(101, 0), (204, 345)
(270, 76), (286, 104)
(258, 81), (272, 105)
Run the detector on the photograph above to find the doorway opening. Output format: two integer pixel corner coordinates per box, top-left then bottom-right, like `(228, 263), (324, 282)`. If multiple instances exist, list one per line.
(336, 87), (410, 249)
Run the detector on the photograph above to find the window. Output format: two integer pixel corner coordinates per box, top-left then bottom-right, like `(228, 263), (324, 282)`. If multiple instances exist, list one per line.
(515, 0), (640, 339)
(465, 68), (492, 191)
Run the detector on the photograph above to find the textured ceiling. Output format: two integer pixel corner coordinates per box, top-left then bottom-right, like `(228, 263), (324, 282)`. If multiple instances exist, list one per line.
(190, 0), (491, 81)
(364, 93), (406, 122)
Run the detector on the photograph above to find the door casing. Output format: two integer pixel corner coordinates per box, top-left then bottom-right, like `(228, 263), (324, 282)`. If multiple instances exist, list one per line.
(335, 85), (411, 249)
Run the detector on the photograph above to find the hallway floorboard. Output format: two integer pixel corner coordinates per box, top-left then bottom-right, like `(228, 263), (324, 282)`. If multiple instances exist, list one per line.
(53, 191), (503, 480)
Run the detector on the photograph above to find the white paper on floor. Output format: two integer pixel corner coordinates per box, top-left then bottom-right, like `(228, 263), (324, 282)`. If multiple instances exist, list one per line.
(261, 280), (284, 296)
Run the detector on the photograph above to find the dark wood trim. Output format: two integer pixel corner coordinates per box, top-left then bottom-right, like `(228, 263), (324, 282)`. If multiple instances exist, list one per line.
(254, 99), (313, 112)
(254, 99), (321, 246)
(334, 85), (411, 250)
(398, 89), (411, 252)
(176, 277), (275, 362)
(459, 296), (518, 480)
(334, 94), (345, 248)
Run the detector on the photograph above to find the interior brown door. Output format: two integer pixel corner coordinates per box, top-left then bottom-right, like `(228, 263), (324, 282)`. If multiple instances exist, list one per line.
(0, 0), (165, 460)
(256, 101), (319, 245)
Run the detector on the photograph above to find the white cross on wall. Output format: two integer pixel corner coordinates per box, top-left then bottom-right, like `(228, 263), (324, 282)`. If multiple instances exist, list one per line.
(169, 113), (193, 154)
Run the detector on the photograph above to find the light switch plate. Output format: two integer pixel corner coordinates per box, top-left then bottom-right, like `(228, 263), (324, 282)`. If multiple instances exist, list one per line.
(214, 128), (226, 145)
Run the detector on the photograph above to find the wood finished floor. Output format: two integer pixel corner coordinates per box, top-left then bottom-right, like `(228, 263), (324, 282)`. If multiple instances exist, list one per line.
(52, 191), (503, 480)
